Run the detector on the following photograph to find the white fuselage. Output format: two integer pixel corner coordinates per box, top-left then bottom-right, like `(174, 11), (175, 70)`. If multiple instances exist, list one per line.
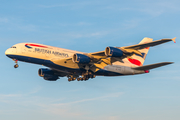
(5, 43), (146, 77)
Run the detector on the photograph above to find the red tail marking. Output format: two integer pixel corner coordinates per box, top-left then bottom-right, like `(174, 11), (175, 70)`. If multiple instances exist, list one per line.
(128, 58), (142, 66)
(143, 42), (150, 50)
(145, 47), (150, 50)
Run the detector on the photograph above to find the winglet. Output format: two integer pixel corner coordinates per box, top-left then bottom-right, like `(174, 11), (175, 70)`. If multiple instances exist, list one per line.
(172, 37), (176, 43)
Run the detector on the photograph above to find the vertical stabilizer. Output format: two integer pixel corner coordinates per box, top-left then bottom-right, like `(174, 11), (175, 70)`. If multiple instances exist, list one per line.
(136, 37), (153, 65)
(123, 37), (153, 67)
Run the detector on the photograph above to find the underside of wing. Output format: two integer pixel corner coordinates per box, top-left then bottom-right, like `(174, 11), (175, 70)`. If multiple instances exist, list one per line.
(50, 57), (80, 69)
(132, 62), (174, 70)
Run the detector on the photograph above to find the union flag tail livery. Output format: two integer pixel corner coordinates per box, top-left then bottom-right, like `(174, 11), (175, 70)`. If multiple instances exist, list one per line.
(5, 37), (175, 81)
(137, 37), (153, 65)
(117, 37), (153, 67)
(123, 37), (153, 67)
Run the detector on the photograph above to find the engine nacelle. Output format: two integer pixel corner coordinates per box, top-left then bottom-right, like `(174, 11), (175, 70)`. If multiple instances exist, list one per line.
(105, 47), (124, 57)
(72, 53), (90, 64)
(38, 68), (59, 81)
(43, 74), (59, 81)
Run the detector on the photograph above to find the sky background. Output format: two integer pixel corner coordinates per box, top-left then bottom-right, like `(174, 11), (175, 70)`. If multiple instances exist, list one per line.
(0, 0), (180, 120)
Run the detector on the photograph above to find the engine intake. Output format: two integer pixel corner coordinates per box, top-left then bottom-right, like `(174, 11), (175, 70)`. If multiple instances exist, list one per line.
(72, 53), (90, 64)
(105, 47), (124, 57)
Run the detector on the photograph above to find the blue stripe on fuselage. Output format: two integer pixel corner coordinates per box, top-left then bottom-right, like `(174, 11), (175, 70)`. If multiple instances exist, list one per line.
(25, 45), (32, 48)
(6, 55), (83, 73)
(6, 54), (124, 76)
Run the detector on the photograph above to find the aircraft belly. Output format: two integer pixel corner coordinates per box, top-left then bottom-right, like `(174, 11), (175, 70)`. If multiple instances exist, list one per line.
(6, 54), (84, 74)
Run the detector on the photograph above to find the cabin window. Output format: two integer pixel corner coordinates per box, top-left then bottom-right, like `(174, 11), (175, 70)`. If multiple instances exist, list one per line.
(11, 46), (16, 48)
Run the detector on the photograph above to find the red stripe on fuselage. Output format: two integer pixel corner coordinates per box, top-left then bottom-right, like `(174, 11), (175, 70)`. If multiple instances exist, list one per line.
(25, 44), (48, 48)
(128, 58), (142, 66)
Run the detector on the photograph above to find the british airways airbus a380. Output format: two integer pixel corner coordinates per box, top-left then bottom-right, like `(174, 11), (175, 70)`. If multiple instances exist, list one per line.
(5, 37), (176, 81)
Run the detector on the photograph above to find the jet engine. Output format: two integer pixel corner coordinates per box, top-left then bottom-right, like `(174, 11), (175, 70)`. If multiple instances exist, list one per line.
(38, 68), (59, 81)
(43, 74), (59, 81)
(72, 53), (90, 64)
(105, 47), (124, 57)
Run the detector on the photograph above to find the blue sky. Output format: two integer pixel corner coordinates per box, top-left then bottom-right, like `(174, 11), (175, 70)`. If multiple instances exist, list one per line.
(0, 0), (180, 120)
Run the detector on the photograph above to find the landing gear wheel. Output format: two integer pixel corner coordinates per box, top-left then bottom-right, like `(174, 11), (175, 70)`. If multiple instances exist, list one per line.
(77, 78), (80, 81)
(13, 59), (19, 68)
(14, 64), (19, 68)
(68, 78), (72, 82)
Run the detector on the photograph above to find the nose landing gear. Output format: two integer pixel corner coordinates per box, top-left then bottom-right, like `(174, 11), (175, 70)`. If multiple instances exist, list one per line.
(14, 64), (19, 68)
(13, 60), (19, 68)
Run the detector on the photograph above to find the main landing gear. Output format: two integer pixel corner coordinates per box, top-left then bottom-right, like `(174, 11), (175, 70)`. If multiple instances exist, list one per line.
(68, 65), (96, 82)
(13, 59), (19, 68)
(77, 75), (96, 81)
(68, 77), (76, 82)
(68, 74), (96, 82)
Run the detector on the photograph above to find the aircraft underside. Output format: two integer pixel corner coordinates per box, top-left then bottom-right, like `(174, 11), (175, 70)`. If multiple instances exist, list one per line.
(6, 54), (125, 81)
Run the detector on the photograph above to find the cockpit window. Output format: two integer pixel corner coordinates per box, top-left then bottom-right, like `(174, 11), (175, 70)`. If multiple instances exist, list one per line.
(11, 46), (16, 48)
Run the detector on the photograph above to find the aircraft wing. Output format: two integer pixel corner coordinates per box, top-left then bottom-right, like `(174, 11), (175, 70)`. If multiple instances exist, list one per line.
(121, 37), (176, 50)
(132, 62), (173, 70)
(50, 55), (113, 72)
(50, 37), (176, 73)
(50, 57), (80, 69)
(90, 38), (176, 57)
(90, 51), (105, 56)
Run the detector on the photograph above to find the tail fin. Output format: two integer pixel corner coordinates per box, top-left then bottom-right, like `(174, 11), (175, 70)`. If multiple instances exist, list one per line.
(124, 37), (153, 67)
(136, 37), (153, 65)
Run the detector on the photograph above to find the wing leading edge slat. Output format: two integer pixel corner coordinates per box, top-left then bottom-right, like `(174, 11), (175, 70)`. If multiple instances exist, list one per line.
(122, 37), (176, 50)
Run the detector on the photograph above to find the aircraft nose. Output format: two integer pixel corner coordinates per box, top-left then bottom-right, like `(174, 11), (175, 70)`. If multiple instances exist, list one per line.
(5, 48), (10, 55)
(5, 48), (12, 56)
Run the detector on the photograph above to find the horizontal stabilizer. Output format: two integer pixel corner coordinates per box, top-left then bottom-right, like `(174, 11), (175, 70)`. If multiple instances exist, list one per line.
(132, 62), (174, 70)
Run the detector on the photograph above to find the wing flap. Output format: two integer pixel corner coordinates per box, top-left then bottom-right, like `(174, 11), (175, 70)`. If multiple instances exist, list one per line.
(132, 62), (174, 70)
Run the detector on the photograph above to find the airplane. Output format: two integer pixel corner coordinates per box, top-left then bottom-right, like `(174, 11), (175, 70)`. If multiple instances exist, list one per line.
(5, 37), (176, 81)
